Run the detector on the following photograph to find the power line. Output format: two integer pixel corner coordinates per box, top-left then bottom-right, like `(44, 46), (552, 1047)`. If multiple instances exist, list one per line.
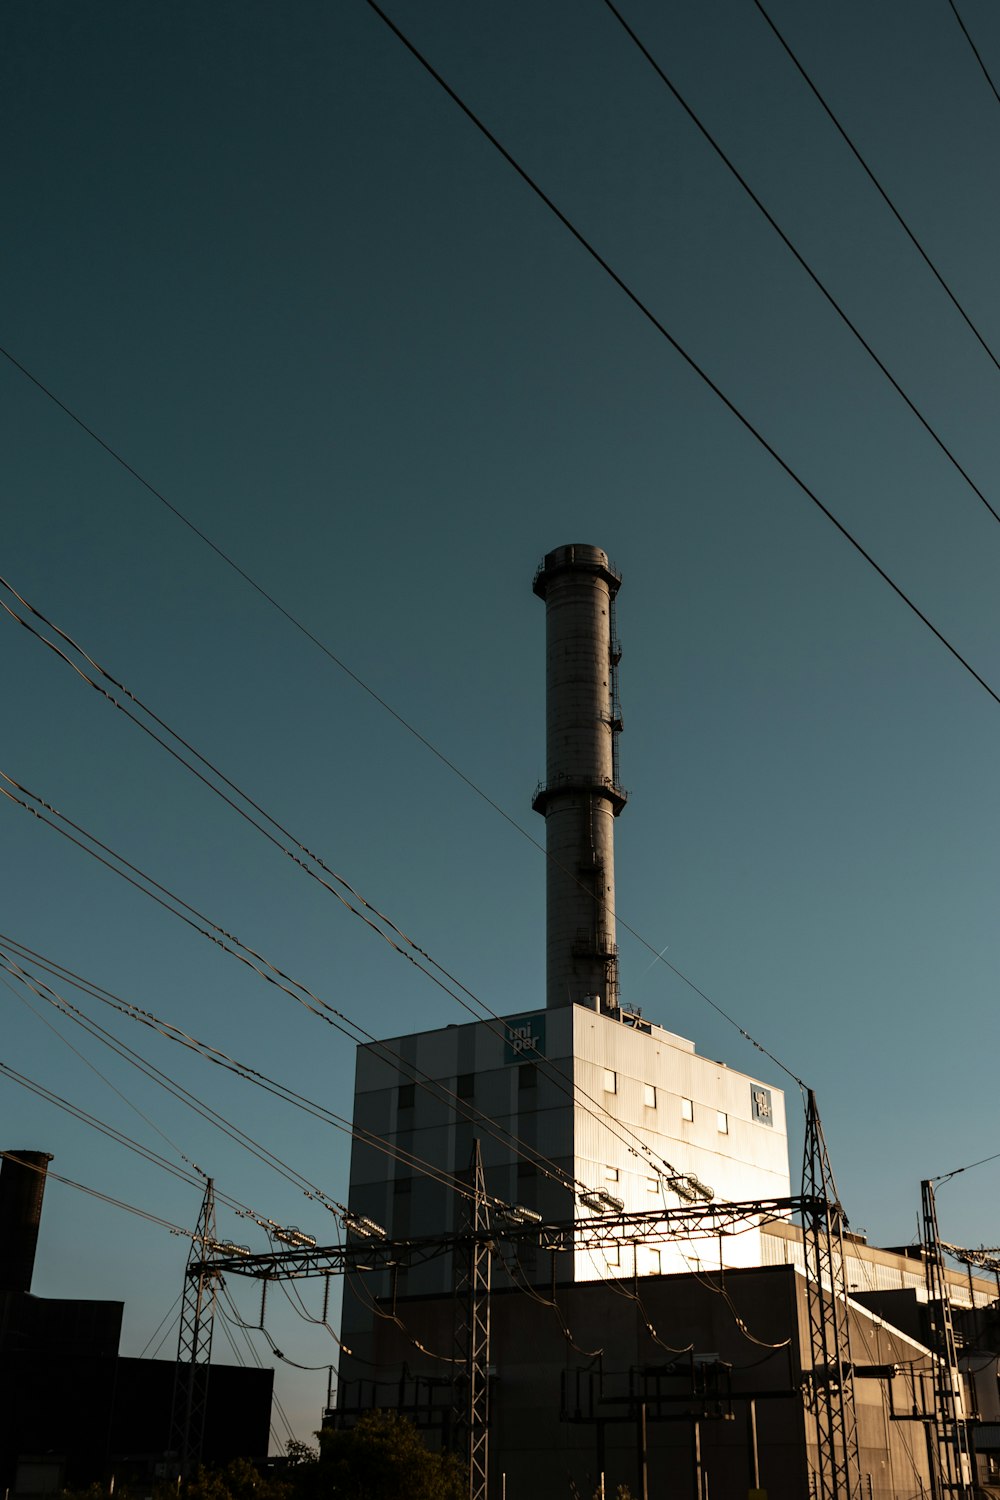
(754, 0), (1000, 378)
(0, 1148), (192, 1237)
(0, 667), (703, 1201)
(947, 0), (1000, 110)
(361, 0), (1000, 732)
(0, 940), (478, 1207)
(0, 587), (683, 1194)
(0, 371), (802, 1090)
(601, 0), (1000, 525)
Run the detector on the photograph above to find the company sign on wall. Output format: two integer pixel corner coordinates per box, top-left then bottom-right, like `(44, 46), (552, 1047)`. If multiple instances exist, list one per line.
(751, 1085), (773, 1125)
(504, 1013), (546, 1063)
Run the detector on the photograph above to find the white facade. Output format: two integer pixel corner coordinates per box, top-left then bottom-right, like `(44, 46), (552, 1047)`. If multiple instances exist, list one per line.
(342, 1000), (790, 1356)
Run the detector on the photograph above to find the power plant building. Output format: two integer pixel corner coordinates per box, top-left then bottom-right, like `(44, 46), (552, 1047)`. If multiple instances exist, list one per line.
(343, 545), (789, 1337)
(336, 547), (1000, 1498)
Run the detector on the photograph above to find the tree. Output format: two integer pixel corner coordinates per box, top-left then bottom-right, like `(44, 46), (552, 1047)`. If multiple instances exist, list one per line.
(305, 1412), (465, 1500)
(185, 1458), (292, 1500)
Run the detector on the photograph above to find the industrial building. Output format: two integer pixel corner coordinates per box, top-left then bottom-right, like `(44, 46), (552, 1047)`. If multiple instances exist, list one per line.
(0, 1149), (273, 1497)
(332, 546), (1000, 1498)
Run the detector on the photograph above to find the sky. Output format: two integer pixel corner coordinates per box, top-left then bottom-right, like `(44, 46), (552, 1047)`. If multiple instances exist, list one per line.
(3, 0), (1000, 1450)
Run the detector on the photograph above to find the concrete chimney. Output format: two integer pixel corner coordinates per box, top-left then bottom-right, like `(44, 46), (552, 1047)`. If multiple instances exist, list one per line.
(533, 544), (626, 1012)
(0, 1150), (53, 1294)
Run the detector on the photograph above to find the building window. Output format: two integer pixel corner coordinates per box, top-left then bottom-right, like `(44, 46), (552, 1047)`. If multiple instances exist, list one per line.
(681, 1097), (694, 1122)
(605, 1244), (620, 1268)
(517, 1161), (537, 1181)
(646, 1177), (659, 1194)
(393, 1176), (412, 1195)
(648, 1248), (661, 1276)
(398, 1083), (415, 1110)
(457, 1072), (475, 1098)
(519, 1062), (537, 1091)
(717, 1110), (728, 1134)
(605, 1165), (619, 1183)
(603, 1068), (617, 1094)
(643, 1083), (656, 1109)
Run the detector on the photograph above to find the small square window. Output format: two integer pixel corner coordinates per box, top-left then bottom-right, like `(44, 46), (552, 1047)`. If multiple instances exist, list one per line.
(646, 1177), (659, 1195)
(393, 1175), (412, 1195)
(603, 1068), (617, 1094)
(398, 1083), (415, 1110)
(519, 1062), (537, 1091)
(605, 1244), (620, 1268)
(717, 1110), (729, 1134)
(648, 1248), (661, 1276)
(457, 1073), (475, 1098)
(605, 1165), (619, 1183)
(517, 1161), (537, 1180)
(643, 1083), (656, 1109)
(681, 1097), (694, 1122)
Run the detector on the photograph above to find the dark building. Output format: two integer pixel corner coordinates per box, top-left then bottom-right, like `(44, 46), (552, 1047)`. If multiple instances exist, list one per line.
(0, 1151), (273, 1497)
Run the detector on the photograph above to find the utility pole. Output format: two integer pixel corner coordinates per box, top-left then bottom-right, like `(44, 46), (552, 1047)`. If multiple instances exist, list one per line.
(920, 1179), (973, 1498)
(802, 1090), (861, 1500)
(453, 1140), (491, 1500)
(170, 1178), (218, 1477)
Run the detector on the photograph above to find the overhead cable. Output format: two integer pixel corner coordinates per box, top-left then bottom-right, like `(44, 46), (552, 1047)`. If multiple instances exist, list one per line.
(363, 4), (1000, 721)
(0, 364), (801, 1091)
(603, 0), (1000, 523)
(0, 577), (695, 1189)
(947, 0), (1000, 107)
(754, 0), (1000, 378)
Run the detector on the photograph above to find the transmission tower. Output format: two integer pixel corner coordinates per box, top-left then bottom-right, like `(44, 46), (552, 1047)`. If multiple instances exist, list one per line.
(452, 1140), (491, 1500)
(921, 1179), (974, 1498)
(170, 1177), (219, 1476)
(801, 1090), (861, 1500)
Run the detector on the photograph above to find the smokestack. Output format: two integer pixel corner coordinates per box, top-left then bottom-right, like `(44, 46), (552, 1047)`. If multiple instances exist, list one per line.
(0, 1150), (53, 1294)
(533, 545), (626, 1012)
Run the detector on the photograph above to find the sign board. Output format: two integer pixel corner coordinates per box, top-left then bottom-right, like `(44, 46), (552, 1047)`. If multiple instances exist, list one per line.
(504, 1012), (546, 1063)
(751, 1085), (773, 1126)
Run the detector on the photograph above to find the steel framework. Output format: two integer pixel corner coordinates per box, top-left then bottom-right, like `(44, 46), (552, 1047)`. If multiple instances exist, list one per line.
(921, 1179), (974, 1498)
(801, 1090), (861, 1500)
(452, 1141), (491, 1500)
(170, 1177), (219, 1476)
(182, 1184), (864, 1496)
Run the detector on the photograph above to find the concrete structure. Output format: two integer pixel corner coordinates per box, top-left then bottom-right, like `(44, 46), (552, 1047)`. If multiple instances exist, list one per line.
(532, 544), (626, 1013)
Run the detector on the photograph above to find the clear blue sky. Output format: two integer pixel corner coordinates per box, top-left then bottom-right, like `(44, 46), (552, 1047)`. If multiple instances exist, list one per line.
(4, 0), (1000, 1448)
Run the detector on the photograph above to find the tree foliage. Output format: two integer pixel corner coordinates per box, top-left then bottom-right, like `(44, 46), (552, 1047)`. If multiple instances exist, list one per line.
(308, 1412), (465, 1500)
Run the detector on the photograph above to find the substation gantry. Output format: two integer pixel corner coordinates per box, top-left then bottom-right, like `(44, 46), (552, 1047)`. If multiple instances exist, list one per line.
(173, 1175), (866, 1499)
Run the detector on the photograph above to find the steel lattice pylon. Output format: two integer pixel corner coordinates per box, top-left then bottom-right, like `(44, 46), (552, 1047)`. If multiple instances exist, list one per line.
(452, 1140), (491, 1500)
(802, 1090), (861, 1500)
(170, 1178), (219, 1477)
(921, 1179), (974, 1498)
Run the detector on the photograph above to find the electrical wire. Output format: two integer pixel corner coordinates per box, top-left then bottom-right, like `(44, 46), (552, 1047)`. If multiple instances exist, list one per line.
(948, 0), (1000, 107)
(754, 0), (1000, 378)
(345, 1271), (460, 1365)
(0, 941), (476, 1207)
(0, 581), (700, 1197)
(493, 1245), (603, 1359)
(139, 1290), (183, 1358)
(602, 0), (1000, 524)
(1, 962), (204, 1179)
(0, 776), (559, 1192)
(364, 0), (1000, 748)
(933, 1148), (1000, 1185)
(0, 759), (690, 1206)
(0, 353), (804, 1094)
(0, 1149), (192, 1237)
